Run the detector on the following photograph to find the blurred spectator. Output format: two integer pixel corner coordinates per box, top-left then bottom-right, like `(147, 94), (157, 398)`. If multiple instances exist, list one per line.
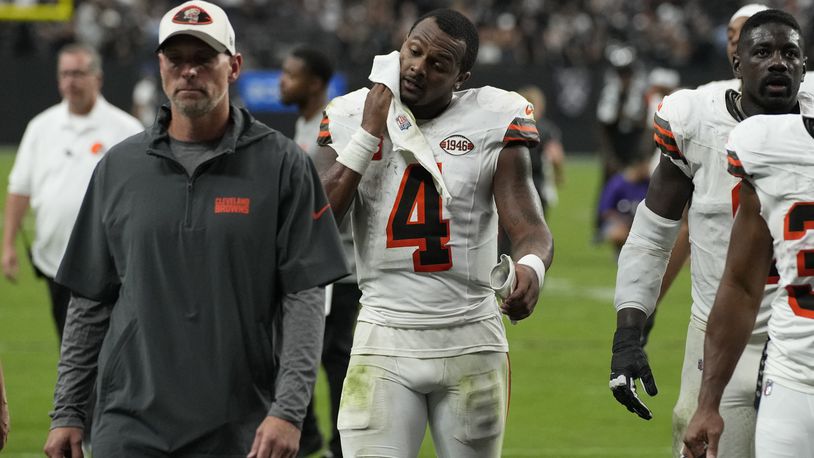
(596, 44), (648, 182)
(597, 153), (650, 253)
(2, 0), (791, 71)
(644, 67), (681, 129)
(131, 64), (161, 127)
(499, 84), (565, 257)
(1, 44), (142, 343)
(643, 66), (681, 166)
(516, 85), (565, 212)
(73, 0), (146, 62)
(3, 0), (814, 155)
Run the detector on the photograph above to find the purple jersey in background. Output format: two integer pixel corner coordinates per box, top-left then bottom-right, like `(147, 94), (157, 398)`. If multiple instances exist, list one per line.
(598, 173), (649, 223)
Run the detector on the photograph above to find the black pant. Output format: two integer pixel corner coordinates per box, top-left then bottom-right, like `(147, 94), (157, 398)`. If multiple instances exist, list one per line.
(299, 283), (361, 458)
(45, 276), (71, 344)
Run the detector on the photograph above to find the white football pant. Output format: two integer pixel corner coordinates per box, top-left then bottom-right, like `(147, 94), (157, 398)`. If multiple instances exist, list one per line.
(755, 378), (814, 457)
(338, 352), (508, 458)
(672, 318), (765, 458)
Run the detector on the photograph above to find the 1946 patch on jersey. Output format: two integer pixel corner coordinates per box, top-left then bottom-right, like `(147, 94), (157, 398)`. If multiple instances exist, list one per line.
(439, 135), (475, 156)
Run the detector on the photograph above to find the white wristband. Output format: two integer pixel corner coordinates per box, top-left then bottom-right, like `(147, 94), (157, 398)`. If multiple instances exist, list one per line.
(336, 128), (380, 175)
(518, 254), (546, 289)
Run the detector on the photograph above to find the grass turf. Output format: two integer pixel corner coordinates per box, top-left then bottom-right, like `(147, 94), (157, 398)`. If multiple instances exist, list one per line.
(0, 149), (690, 457)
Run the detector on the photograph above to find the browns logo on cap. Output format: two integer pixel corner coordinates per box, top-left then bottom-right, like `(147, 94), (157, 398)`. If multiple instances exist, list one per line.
(173, 6), (213, 25)
(157, 1), (236, 55)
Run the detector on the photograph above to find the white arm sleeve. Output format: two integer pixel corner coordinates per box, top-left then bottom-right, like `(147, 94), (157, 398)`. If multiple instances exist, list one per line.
(613, 202), (682, 316)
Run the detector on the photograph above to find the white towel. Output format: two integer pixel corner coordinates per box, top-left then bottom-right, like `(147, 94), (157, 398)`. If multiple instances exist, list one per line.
(368, 51), (451, 203)
(489, 254), (516, 299)
(489, 254), (518, 325)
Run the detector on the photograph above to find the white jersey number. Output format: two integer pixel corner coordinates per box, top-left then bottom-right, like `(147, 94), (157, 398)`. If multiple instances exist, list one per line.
(385, 164), (452, 272)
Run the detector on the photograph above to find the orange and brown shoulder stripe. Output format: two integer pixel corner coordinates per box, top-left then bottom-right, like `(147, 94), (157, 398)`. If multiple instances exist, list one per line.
(653, 113), (686, 163)
(726, 148), (747, 178)
(317, 112), (332, 146)
(503, 117), (540, 146)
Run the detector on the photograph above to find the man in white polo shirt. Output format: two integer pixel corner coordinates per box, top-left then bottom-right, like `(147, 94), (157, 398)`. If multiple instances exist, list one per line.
(1, 43), (142, 343)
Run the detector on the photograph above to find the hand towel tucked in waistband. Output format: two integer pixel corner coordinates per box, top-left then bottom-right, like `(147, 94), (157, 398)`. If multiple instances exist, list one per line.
(368, 51), (451, 203)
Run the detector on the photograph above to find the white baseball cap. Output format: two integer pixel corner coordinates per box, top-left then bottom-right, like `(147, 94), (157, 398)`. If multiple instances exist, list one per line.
(729, 4), (769, 25)
(157, 1), (236, 55)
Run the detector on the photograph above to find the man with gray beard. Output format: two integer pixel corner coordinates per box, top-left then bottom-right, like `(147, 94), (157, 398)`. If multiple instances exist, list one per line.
(43, 2), (349, 457)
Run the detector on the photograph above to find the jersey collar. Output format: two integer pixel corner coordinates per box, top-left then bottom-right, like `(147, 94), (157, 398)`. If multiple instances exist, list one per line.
(724, 89), (747, 122)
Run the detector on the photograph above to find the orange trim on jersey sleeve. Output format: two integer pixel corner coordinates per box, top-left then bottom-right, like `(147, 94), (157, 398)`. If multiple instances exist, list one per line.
(653, 122), (675, 139)
(317, 114), (333, 146)
(503, 117), (540, 146)
(726, 149), (747, 178)
(653, 134), (685, 164)
(506, 123), (538, 132)
(653, 113), (672, 132)
(654, 134), (680, 153)
(726, 154), (743, 168)
(654, 132), (686, 164)
(503, 136), (534, 143)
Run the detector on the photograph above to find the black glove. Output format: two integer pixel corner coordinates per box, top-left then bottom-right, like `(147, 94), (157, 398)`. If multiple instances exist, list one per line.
(610, 326), (658, 420)
(641, 309), (658, 348)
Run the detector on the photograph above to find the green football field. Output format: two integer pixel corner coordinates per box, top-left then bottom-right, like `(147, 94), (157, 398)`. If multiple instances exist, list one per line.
(0, 148), (691, 457)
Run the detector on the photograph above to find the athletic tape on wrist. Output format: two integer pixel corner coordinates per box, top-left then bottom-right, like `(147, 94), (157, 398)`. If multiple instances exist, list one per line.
(336, 128), (380, 175)
(518, 254), (546, 289)
(614, 201), (682, 316)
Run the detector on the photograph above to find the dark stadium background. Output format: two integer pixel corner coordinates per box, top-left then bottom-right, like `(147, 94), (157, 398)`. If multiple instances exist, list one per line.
(4, 0), (813, 151)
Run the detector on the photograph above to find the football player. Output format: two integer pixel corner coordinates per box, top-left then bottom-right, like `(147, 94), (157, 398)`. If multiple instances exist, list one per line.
(314, 8), (554, 457)
(639, 5), (770, 349)
(683, 97), (814, 458)
(609, 9), (811, 458)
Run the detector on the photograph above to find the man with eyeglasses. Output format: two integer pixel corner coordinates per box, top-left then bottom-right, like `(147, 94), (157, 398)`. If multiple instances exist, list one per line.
(2, 43), (142, 344)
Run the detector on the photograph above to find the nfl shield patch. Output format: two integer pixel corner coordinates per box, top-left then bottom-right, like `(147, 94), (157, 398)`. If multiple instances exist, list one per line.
(396, 114), (412, 131)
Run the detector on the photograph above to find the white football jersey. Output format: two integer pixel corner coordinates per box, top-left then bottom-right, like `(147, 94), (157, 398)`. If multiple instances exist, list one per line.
(798, 71), (814, 94)
(321, 86), (538, 328)
(653, 86), (800, 334)
(726, 114), (814, 392)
